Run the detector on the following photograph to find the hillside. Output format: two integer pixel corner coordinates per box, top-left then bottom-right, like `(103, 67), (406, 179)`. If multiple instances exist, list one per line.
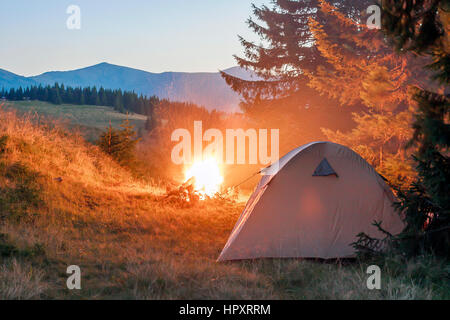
(0, 107), (447, 300)
(3, 100), (147, 142)
(0, 64), (258, 112)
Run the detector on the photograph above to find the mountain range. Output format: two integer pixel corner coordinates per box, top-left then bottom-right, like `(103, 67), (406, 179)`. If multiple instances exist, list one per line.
(0, 63), (258, 112)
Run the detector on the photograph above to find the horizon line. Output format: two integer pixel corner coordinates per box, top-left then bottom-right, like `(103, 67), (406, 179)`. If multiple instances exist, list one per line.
(0, 62), (241, 78)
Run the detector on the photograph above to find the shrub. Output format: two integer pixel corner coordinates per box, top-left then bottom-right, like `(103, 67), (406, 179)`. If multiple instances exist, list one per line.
(98, 118), (140, 166)
(0, 162), (42, 221)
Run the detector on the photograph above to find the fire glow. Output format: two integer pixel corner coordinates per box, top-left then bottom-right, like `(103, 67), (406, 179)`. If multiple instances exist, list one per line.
(184, 158), (224, 199)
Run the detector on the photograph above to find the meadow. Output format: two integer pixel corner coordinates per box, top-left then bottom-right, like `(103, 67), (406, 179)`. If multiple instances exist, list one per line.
(0, 106), (448, 300)
(3, 100), (147, 142)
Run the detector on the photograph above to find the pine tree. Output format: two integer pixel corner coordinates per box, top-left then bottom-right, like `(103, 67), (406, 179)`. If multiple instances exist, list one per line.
(91, 86), (100, 105)
(48, 83), (62, 105)
(221, 0), (374, 154)
(98, 116), (140, 166)
(221, 0), (371, 108)
(306, 0), (423, 188)
(79, 87), (85, 105)
(113, 90), (124, 113)
(379, 0), (449, 256)
(18, 87), (23, 100)
(99, 87), (107, 106)
(4, 82), (158, 116)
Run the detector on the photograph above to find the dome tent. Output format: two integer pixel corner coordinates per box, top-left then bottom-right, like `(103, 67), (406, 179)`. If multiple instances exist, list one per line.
(218, 142), (404, 261)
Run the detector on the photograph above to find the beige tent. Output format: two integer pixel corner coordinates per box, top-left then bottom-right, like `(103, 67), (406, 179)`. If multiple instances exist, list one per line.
(218, 142), (404, 261)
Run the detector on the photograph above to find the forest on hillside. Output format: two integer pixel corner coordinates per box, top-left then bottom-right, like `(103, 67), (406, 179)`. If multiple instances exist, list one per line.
(0, 84), (159, 117)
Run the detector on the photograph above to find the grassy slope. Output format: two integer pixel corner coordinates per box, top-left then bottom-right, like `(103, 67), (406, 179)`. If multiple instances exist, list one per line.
(3, 100), (147, 142)
(0, 107), (448, 300)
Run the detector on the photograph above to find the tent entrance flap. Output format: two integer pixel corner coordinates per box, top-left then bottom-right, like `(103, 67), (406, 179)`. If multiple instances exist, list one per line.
(313, 158), (338, 177)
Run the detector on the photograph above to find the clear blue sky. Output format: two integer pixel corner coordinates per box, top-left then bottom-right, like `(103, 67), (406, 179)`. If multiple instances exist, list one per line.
(0, 0), (267, 76)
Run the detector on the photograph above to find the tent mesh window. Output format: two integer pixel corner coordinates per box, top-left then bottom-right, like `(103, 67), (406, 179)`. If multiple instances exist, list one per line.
(313, 158), (338, 177)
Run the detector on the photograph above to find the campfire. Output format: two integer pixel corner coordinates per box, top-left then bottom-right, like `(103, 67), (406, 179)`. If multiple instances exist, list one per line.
(184, 157), (223, 199)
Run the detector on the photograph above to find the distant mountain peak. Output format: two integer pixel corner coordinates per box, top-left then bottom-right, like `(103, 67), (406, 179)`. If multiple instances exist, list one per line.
(0, 68), (37, 89)
(0, 63), (255, 112)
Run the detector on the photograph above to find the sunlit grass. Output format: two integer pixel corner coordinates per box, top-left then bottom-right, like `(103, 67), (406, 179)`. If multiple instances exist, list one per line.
(4, 100), (147, 142)
(0, 107), (447, 300)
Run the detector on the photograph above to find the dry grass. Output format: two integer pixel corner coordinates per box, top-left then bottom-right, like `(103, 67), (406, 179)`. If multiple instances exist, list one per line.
(4, 100), (147, 142)
(0, 107), (448, 300)
(0, 259), (47, 300)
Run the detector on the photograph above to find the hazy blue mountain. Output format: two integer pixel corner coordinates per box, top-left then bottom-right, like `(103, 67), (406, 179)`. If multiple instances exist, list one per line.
(33, 63), (259, 111)
(0, 69), (37, 91)
(0, 63), (258, 112)
(222, 66), (260, 81)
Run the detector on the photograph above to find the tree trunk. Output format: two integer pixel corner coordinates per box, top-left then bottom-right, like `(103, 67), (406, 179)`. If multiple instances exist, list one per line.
(380, 145), (383, 168)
